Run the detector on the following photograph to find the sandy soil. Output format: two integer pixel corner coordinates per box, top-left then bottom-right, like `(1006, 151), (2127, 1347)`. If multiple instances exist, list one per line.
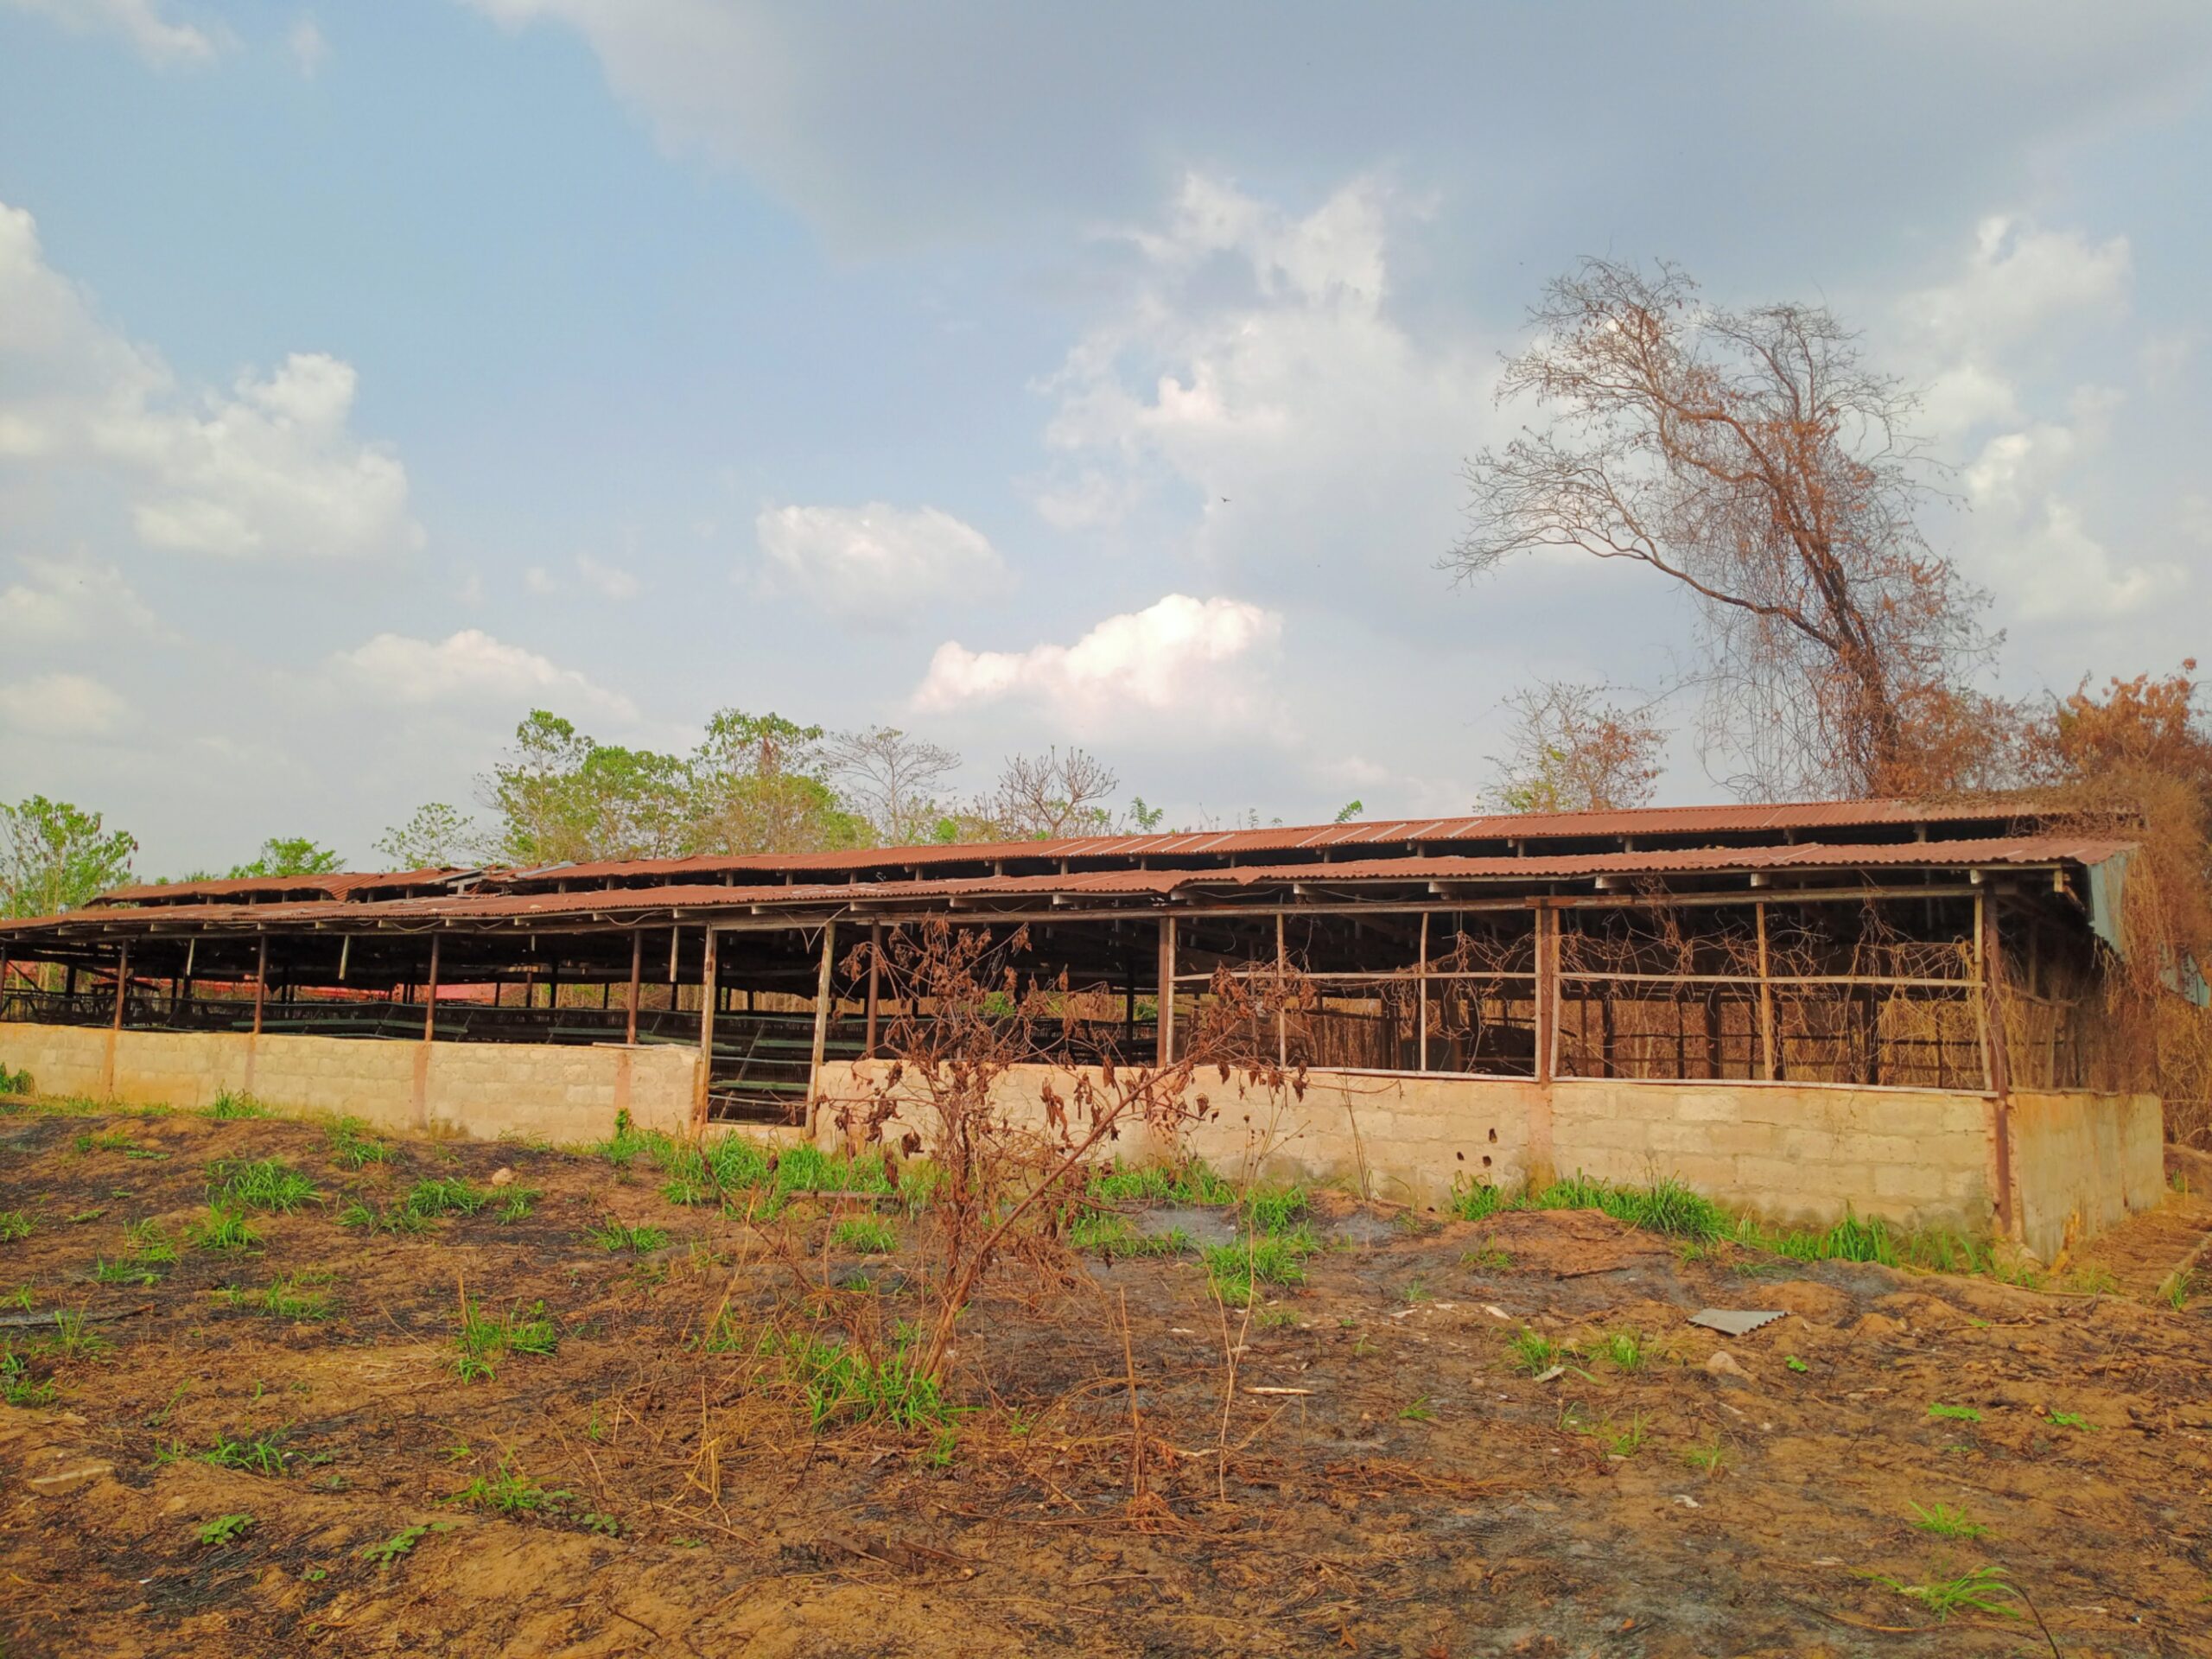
(2, 1102), (2209, 1658)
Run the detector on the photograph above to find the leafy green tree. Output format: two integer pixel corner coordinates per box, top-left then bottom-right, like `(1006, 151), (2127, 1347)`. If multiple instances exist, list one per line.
(479, 710), (693, 864)
(374, 803), (486, 869)
(227, 837), (346, 880)
(690, 709), (864, 855)
(0, 796), (138, 916)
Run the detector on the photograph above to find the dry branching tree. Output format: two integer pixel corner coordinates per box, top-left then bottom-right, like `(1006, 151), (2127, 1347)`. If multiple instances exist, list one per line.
(1450, 258), (1999, 800)
(825, 726), (962, 845)
(987, 747), (1120, 839)
(1484, 680), (1667, 813)
(2020, 660), (2212, 1142)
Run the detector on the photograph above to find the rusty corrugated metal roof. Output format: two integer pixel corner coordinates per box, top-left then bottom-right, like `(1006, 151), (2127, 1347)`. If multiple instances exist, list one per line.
(92, 868), (468, 906)
(477, 795), (2057, 891)
(4, 834), (2128, 940)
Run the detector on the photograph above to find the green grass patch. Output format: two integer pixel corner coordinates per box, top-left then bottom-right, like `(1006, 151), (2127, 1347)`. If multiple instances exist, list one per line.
(830, 1215), (898, 1255)
(1088, 1159), (1235, 1206)
(447, 1453), (571, 1516)
(1238, 1184), (1309, 1234)
(1203, 1226), (1317, 1306)
(1910, 1500), (1988, 1539)
(1, 1340), (56, 1406)
(1069, 1211), (1192, 1259)
(1927, 1402), (1984, 1423)
(768, 1328), (948, 1431)
(0, 1211), (33, 1244)
(1873, 1564), (2019, 1622)
(452, 1293), (558, 1382)
(403, 1177), (489, 1219)
(210, 1157), (320, 1214)
(185, 1203), (262, 1253)
(583, 1218), (667, 1254)
(203, 1090), (272, 1121)
(1449, 1178), (1510, 1223)
(323, 1117), (395, 1169)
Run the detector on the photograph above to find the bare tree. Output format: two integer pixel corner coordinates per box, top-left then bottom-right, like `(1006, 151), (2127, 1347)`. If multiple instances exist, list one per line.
(825, 726), (962, 846)
(987, 747), (1119, 839)
(1449, 258), (1996, 800)
(1483, 681), (1666, 813)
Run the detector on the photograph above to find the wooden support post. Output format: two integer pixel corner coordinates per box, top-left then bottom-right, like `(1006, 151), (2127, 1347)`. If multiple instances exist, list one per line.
(1755, 900), (1777, 1082)
(1415, 911), (1429, 1073)
(546, 956), (560, 1014)
(252, 938), (268, 1036)
(1122, 951), (1136, 1057)
(864, 923), (881, 1059)
(423, 934), (440, 1042)
(1975, 892), (2018, 1238)
(1156, 916), (1177, 1067)
(626, 931), (642, 1046)
(1538, 906), (1562, 1084)
(696, 926), (720, 1129)
(112, 942), (130, 1031)
(667, 926), (680, 988)
(1276, 910), (1290, 1068)
(807, 923), (836, 1101)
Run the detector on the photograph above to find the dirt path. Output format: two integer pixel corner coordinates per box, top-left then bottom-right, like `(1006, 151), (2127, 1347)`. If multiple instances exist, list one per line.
(3, 1103), (2209, 1657)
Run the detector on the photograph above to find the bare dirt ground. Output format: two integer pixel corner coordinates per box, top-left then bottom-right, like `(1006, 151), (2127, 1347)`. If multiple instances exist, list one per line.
(3, 1101), (2209, 1659)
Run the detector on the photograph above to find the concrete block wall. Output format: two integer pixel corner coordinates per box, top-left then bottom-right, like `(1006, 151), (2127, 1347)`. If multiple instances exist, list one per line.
(0, 1021), (696, 1144)
(816, 1059), (2164, 1250)
(2007, 1089), (2165, 1259)
(0, 1021), (2163, 1252)
(1549, 1079), (1995, 1233)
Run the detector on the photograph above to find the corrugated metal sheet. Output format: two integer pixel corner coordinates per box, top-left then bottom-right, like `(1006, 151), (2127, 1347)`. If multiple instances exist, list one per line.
(6, 834), (2130, 940)
(92, 868), (467, 906)
(480, 796), (2052, 889)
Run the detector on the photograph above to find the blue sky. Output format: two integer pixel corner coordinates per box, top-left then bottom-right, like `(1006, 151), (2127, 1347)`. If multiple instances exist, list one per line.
(2, 0), (2209, 875)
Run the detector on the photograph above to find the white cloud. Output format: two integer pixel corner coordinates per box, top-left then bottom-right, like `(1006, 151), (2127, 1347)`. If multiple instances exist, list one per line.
(288, 15), (328, 78)
(2, 671), (130, 739)
(755, 501), (1003, 623)
(1029, 174), (1495, 623)
(329, 629), (637, 720)
(1895, 214), (2179, 625)
(2, 0), (225, 67)
(1960, 399), (2181, 619)
(911, 593), (1282, 734)
(0, 552), (163, 641)
(1903, 216), (2131, 364)
(0, 200), (419, 561)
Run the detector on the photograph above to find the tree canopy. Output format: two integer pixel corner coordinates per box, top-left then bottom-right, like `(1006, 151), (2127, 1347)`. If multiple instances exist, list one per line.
(0, 796), (138, 918)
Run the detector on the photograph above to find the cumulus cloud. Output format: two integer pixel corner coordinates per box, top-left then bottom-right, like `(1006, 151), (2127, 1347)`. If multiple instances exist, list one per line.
(1960, 398), (2180, 619)
(1893, 214), (2178, 623)
(0, 200), (419, 561)
(2, 671), (130, 739)
(330, 629), (636, 720)
(1903, 215), (2131, 364)
(2, 0), (225, 67)
(911, 593), (1282, 734)
(755, 501), (1004, 623)
(0, 552), (163, 641)
(1029, 174), (1494, 623)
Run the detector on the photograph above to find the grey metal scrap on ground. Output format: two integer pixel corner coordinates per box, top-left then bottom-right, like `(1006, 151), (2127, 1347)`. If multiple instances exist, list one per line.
(1688, 1309), (1786, 1336)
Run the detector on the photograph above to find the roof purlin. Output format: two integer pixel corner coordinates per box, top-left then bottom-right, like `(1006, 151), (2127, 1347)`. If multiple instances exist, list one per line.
(0, 835), (2132, 944)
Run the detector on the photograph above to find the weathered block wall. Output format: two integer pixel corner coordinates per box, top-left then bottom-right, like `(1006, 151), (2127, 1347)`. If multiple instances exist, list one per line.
(2006, 1090), (2164, 1260)
(1549, 1079), (1995, 1232)
(0, 1022), (696, 1144)
(814, 1061), (2161, 1249)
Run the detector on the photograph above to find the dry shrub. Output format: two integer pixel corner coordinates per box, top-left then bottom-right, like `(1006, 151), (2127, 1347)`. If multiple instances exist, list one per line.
(2017, 663), (2212, 1143)
(828, 919), (1301, 1382)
